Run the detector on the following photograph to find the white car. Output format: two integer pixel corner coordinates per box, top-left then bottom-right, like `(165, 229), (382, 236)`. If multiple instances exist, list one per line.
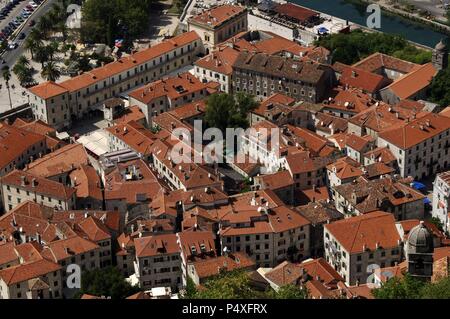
(29, 2), (38, 8)
(8, 42), (18, 50)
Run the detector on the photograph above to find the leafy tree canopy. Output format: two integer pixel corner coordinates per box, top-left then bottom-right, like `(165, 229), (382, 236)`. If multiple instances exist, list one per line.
(75, 266), (140, 299)
(315, 30), (431, 65)
(204, 92), (258, 132)
(372, 273), (450, 299)
(428, 66), (450, 107)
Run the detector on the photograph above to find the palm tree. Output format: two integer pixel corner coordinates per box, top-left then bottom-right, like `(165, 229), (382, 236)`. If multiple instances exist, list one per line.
(41, 62), (61, 82)
(25, 29), (44, 60)
(37, 15), (54, 39)
(2, 66), (13, 109)
(13, 61), (33, 86)
(17, 55), (30, 68)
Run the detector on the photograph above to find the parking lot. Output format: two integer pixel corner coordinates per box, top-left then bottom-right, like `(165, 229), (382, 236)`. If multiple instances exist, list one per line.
(0, 0), (41, 42)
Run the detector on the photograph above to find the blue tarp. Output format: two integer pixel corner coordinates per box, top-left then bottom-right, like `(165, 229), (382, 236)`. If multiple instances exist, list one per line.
(318, 27), (329, 34)
(423, 198), (431, 204)
(411, 181), (426, 190)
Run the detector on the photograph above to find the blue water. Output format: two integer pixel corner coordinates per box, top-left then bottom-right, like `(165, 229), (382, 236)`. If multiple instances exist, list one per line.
(292, 0), (449, 48)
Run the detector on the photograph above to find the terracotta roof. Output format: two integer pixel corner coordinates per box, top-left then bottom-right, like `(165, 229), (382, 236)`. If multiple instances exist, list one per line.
(327, 156), (362, 180)
(0, 259), (61, 285)
(77, 216), (112, 242)
(384, 63), (437, 99)
(334, 176), (425, 214)
(274, 3), (318, 22)
(25, 143), (89, 178)
(1, 170), (76, 200)
(439, 106), (450, 118)
(168, 99), (206, 120)
(104, 158), (165, 203)
(352, 52), (420, 74)
(334, 62), (389, 94)
(257, 170), (294, 190)
(134, 233), (179, 257)
(315, 113), (348, 135)
(295, 200), (342, 225)
(348, 102), (420, 133)
(283, 125), (337, 157)
(29, 32), (201, 97)
(378, 113), (450, 149)
(69, 165), (103, 201)
(113, 105), (146, 125)
(188, 5), (245, 28)
(195, 46), (240, 75)
(285, 150), (333, 175)
(40, 235), (99, 262)
(12, 118), (56, 137)
(106, 121), (156, 156)
(363, 147), (397, 165)
(192, 252), (255, 279)
(0, 122), (46, 170)
(297, 186), (330, 205)
(28, 81), (69, 99)
(323, 88), (375, 115)
(177, 230), (216, 262)
(325, 211), (401, 253)
(128, 72), (207, 105)
(0, 242), (19, 266)
(345, 133), (374, 152)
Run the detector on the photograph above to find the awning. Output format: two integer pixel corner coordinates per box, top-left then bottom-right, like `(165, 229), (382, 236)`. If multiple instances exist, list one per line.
(318, 27), (329, 34)
(423, 198), (431, 204)
(411, 181), (426, 190)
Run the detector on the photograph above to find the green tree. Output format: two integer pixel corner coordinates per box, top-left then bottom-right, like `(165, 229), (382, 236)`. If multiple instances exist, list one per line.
(420, 276), (450, 299)
(193, 269), (266, 299)
(182, 276), (198, 299)
(205, 92), (257, 132)
(316, 30), (431, 65)
(269, 284), (309, 299)
(76, 266), (140, 299)
(81, 0), (154, 46)
(25, 29), (44, 60)
(41, 61), (61, 82)
(428, 217), (444, 231)
(1, 66), (13, 109)
(428, 67), (450, 107)
(372, 274), (425, 299)
(12, 62), (33, 86)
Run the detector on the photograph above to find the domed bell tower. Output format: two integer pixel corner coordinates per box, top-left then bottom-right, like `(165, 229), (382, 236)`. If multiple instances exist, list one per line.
(406, 221), (434, 280)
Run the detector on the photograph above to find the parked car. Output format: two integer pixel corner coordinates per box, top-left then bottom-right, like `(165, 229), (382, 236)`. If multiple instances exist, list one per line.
(18, 32), (25, 40)
(8, 42), (18, 50)
(28, 19), (35, 26)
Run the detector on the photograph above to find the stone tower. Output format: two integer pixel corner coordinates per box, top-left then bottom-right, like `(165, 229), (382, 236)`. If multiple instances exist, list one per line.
(432, 39), (448, 71)
(407, 221), (434, 280)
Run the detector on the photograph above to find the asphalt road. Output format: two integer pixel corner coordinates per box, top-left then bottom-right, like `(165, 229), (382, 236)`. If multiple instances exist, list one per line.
(1, 0), (56, 68)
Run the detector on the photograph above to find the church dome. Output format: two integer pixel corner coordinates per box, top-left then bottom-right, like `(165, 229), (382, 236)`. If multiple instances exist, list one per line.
(435, 40), (447, 51)
(407, 221), (433, 254)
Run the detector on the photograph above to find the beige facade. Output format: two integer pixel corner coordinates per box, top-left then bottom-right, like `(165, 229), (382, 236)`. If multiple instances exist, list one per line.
(28, 33), (203, 130)
(1, 182), (76, 212)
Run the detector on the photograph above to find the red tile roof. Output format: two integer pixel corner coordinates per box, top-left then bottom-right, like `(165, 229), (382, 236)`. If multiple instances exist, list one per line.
(384, 63), (438, 99)
(1, 170), (76, 200)
(378, 112), (450, 149)
(29, 32), (201, 98)
(192, 252), (255, 279)
(0, 122), (46, 170)
(25, 143), (89, 178)
(134, 233), (179, 257)
(325, 211), (401, 253)
(0, 259), (61, 285)
(128, 73), (207, 105)
(189, 5), (245, 28)
(334, 62), (389, 94)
